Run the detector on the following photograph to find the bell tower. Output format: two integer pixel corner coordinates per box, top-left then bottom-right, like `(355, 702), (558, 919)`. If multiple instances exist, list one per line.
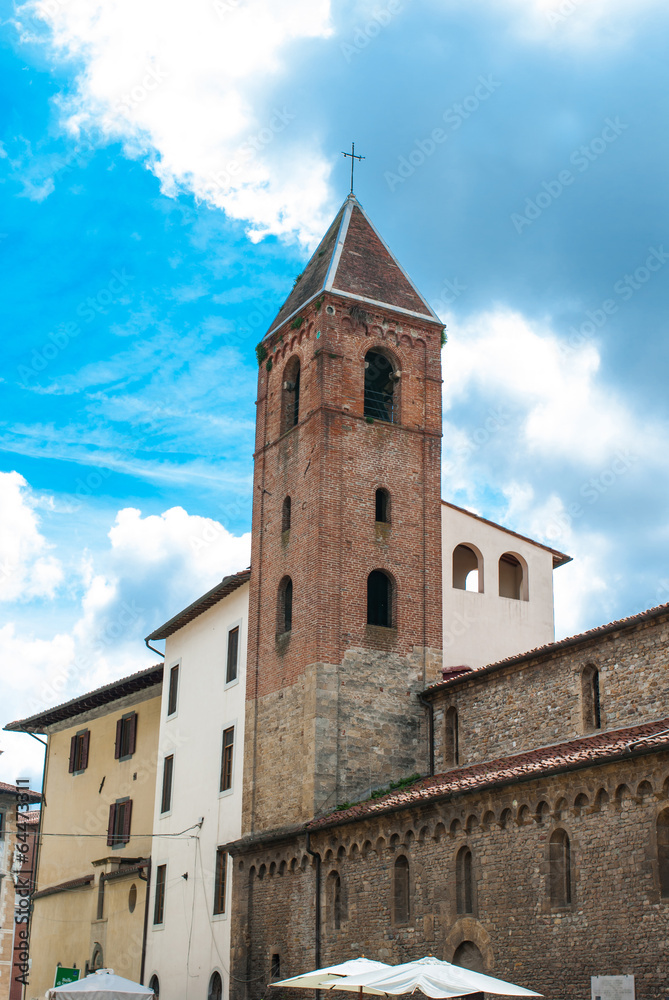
(243, 194), (444, 834)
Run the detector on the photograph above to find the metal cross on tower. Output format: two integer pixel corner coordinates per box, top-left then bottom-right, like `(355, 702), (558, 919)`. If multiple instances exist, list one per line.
(342, 142), (365, 194)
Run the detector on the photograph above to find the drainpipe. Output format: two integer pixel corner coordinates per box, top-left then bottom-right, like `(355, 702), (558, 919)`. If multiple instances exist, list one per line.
(304, 832), (321, 970)
(144, 639), (163, 659)
(417, 693), (434, 777)
(139, 858), (152, 985)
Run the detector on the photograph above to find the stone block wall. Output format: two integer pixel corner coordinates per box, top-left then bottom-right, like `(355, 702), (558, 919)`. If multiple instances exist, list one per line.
(231, 749), (669, 1000)
(430, 613), (669, 772)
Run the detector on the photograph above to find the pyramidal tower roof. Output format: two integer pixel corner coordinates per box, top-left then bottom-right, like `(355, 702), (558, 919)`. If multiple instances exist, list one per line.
(265, 194), (442, 337)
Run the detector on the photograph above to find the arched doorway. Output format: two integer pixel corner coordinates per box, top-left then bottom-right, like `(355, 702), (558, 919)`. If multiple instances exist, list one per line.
(452, 941), (484, 1000)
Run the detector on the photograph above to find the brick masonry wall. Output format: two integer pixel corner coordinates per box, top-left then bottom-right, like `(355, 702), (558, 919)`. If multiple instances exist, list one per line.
(231, 750), (669, 1000)
(431, 614), (669, 772)
(244, 294), (444, 833)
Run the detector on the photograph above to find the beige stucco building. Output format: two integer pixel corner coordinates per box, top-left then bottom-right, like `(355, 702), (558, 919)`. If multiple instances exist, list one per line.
(5, 666), (163, 1000)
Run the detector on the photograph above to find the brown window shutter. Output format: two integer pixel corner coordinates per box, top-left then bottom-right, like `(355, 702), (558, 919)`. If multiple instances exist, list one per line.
(69, 735), (77, 773)
(128, 714), (137, 756)
(122, 800), (133, 843)
(107, 804), (117, 847)
(81, 731), (90, 770)
(114, 719), (123, 759)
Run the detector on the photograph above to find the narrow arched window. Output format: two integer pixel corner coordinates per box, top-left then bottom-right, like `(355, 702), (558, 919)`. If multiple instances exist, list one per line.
(445, 707), (459, 767)
(452, 544), (482, 592)
(393, 855), (409, 924)
(367, 570), (392, 627)
(364, 350), (397, 423)
(375, 488), (390, 523)
(456, 846), (474, 914)
(657, 809), (669, 897)
(333, 873), (344, 928)
(148, 976), (160, 999)
(282, 496), (291, 533)
(208, 973), (223, 1000)
(549, 829), (571, 906)
(581, 664), (601, 730)
(278, 576), (293, 634)
(281, 356), (300, 433)
(499, 552), (527, 600)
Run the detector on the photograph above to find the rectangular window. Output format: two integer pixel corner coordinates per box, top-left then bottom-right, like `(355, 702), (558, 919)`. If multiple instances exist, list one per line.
(96, 875), (106, 920)
(154, 864), (167, 925)
(271, 955), (281, 981)
(161, 755), (174, 815)
(107, 799), (133, 847)
(115, 712), (137, 760)
(0, 812), (4, 841)
(167, 665), (179, 716)
(220, 727), (234, 792)
(69, 730), (90, 773)
(213, 848), (227, 915)
(226, 627), (239, 684)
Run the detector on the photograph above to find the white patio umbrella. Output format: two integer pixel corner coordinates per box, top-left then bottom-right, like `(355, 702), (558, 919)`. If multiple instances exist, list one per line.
(318, 956), (541, 999)
(273, 957), (391, 994)
(47, 970), (155, 1000)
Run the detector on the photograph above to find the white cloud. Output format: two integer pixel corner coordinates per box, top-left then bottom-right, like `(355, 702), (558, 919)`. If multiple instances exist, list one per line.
(0, 497), (252, 785)
(16, 0), (335, 244)
(443, 308), (663, 467)
(0, 472), (63, 601)
(480, 0), (665, 46)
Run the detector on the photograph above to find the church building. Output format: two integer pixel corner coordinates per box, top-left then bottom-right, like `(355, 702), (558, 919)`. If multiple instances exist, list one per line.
(226, 194), (669, 1000)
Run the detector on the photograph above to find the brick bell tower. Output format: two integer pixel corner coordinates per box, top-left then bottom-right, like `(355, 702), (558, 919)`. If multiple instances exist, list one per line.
(243, 194), (444, 835)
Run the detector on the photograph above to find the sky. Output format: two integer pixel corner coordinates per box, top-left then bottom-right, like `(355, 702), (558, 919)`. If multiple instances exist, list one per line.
(1, 0), (668, 786)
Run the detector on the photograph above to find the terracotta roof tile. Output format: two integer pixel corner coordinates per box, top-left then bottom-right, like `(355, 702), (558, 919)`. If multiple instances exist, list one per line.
(308, 717), (669, 830)
(266, 195), (441, 337)
(146, 568), (250, 641)
(0, 781), (41, 800)
(426, 601), (669, 695)
(4, 663), (163, 734)
(33, 874), (94, 899)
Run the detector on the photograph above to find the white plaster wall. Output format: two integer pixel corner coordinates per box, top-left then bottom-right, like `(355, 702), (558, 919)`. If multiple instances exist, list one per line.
(144, 582), (249, 1000)
(442, 504), (557, 668)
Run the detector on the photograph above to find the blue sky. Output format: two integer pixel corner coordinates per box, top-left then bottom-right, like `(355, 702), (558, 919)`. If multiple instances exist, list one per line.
(1, 0), (668, 784)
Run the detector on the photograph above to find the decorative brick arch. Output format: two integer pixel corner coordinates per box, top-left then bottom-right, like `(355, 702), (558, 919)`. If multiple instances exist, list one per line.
(445, 917), (494, 971)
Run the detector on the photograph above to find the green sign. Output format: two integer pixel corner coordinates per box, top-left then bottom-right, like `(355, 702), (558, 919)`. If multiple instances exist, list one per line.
(54, 968), (81, 988)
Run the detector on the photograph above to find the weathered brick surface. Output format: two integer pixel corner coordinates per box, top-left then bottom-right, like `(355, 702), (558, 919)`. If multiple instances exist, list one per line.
(231, 750), (669, 1000)
(244, 294), (444, 833)
(430, 614), (669, 773)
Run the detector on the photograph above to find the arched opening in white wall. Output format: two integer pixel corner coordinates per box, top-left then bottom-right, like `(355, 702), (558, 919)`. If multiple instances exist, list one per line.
(498, 552), (528, 601)
(452, 544), (484, 593)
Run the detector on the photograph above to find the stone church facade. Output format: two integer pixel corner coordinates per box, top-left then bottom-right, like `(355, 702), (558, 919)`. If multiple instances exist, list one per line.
(228, 193), (669, 1000)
